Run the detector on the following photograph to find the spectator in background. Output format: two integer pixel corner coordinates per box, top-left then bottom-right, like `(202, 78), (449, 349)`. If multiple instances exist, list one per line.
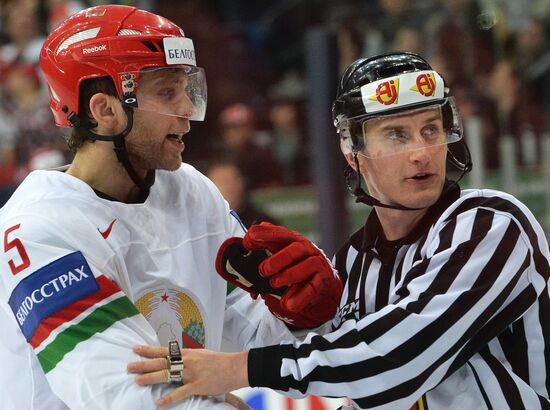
(0, 79), (17, 203)
(486, 59), (547, 167)
(0, 63), (67, 187)
(451, 85), (501, 169)
(515, 18), (550, 109)
(267, 98), (305, 185)
(532, 0), (550, 24)
(206, 158), (278, 227)
(266, 74), (309, 186)
(390, 24), (426, 55)
(361, 0), (417, 56)
(426, 0), (496, 87)
(46, 0), (86, 31)
(215, 103), (282, 189)
(429, 52), (467, 100)
(336, 24), (364, 74)
(0, 0), (45, 66)
(375, 0), (414, 42)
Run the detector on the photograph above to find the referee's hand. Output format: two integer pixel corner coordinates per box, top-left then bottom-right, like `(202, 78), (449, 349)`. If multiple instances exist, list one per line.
(127, 345), (250, 407)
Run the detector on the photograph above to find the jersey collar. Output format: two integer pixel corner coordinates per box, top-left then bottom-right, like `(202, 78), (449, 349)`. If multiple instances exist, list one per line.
(359, 179), (461, 252)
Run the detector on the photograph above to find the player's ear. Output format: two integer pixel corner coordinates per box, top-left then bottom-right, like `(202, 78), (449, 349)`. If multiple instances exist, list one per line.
(343, 152), (357, 171)
(89, 93), (125, 133)
(342, 151), (368, 175)
(341, 138), (366, 174)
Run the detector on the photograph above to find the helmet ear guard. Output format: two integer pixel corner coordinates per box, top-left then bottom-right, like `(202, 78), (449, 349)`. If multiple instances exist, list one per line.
(339, 138), (353, 155)
(335, 117), (361, 155)
(447, 138), (473, 173)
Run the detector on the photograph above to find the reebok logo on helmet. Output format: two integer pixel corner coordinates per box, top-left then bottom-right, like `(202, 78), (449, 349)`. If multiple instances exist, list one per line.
(82, 44), (107, 54)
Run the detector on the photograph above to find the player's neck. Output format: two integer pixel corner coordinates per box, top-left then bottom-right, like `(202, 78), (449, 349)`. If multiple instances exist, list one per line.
(375, 207), (428, 241)
(66, 144), (144, 203)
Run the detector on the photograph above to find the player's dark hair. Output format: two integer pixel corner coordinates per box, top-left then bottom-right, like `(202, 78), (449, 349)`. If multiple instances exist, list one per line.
(66, 76), (118, 152)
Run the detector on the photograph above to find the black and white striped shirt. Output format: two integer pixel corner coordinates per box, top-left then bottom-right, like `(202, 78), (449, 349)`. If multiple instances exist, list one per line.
(249, 183), (550, 409)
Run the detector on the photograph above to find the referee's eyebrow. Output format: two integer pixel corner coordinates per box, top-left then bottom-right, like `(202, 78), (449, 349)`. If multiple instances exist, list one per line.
(374, 110), (442, 129)
(423, 113), (443, 124)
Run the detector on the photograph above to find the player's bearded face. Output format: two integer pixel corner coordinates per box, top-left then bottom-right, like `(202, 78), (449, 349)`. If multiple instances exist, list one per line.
(124, 109), (189, 172)
(123, 69), (195, 172)
(358, 108), (448, 209)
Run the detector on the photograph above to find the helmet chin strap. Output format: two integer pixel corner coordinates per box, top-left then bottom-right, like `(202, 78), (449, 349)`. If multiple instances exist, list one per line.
(69, 103), (155, 194)
(346, 148), (471, 211)
(347, 153), (423, 210)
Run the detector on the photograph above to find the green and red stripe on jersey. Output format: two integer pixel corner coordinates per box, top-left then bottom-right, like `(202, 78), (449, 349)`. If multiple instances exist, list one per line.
(7, 251), (141, 374)
(36, 288), (139, 373)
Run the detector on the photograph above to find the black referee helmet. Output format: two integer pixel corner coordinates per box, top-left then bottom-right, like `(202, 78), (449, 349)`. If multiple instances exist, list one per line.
(332, 52), (472, 209)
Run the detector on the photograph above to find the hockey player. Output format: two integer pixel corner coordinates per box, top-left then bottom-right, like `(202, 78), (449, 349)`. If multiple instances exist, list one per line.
(130, 53), (550, 409)
(0, 5), (341, 409)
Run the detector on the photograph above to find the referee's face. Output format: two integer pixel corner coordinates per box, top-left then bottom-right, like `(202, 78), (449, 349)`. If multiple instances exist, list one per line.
(359, 108), (447, 209)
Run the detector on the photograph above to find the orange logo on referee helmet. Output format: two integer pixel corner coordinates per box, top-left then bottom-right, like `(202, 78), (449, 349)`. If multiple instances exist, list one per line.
(369, 79), (399, 105)
(410, 73), (436, 96)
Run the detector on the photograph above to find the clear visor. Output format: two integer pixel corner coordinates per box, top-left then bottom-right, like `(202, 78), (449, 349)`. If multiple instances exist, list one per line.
(120, 66), (207, 121)
(358, 103), (461, 159)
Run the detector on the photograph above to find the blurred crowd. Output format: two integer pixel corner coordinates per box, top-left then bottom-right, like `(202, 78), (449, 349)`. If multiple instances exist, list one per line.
(0, 0), (83, 203)
(1, 0), (550, 208)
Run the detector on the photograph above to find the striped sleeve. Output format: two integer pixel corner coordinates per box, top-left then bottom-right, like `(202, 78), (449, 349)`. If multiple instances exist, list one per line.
(0, 215), (176, 409)
(248, 193), (549, 408)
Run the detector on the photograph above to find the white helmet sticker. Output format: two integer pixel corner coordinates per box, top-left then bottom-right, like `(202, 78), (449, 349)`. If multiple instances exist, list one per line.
(163, 37), (196, 66)
(360, 70), (445, 114)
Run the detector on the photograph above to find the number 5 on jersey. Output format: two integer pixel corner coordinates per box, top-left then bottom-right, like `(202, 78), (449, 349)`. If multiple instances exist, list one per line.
(4, 224), (30, 275)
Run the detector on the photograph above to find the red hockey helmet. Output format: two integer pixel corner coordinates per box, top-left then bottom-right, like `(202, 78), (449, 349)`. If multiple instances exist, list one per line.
(40, 5), (207, 127)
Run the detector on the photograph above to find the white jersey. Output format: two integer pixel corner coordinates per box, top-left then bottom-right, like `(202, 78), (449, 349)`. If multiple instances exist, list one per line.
(0, 164), (249, 409)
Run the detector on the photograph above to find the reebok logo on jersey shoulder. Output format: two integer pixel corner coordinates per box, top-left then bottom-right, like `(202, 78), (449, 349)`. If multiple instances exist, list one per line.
(8, 251), (98, 341)
(98, 219), (117, 239)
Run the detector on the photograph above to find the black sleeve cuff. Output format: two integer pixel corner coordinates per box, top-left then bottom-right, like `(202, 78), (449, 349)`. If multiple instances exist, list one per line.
(248, 345), (293, 390)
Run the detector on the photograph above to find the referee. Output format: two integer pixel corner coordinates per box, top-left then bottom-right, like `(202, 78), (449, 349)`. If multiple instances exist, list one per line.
(130, 52), (550, 410)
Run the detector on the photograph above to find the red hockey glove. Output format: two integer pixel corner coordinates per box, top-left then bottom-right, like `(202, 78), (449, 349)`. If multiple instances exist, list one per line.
(216, 237), (285, 299)
(216, 223), (342, 329)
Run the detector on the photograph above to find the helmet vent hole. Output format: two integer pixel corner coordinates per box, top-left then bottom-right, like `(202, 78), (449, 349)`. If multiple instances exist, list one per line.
(117, 28), (142, 36)
(377, 63), (415, 79)
(56, 27), (101, 54)
(141, 41), (160, 52)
